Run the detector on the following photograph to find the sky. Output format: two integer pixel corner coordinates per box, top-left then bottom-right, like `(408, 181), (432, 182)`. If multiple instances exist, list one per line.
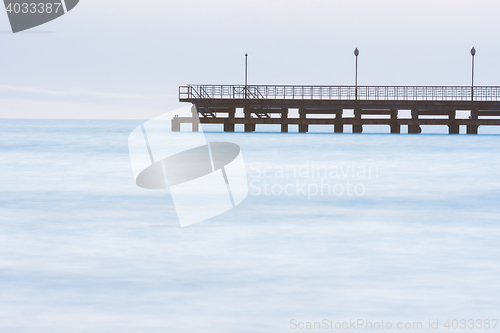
(1, 0), (500, 119)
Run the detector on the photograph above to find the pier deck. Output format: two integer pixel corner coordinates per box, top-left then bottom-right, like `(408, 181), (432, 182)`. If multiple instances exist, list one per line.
(177, 85), (500, 134)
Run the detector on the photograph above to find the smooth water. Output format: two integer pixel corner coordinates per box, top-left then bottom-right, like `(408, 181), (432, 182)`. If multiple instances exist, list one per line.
(1, 119), (500, 332)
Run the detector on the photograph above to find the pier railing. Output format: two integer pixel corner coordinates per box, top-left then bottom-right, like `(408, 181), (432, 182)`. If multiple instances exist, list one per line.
(179, 85), (500, 102)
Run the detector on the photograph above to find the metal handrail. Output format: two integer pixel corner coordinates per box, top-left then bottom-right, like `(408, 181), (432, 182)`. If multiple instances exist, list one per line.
(183, 85), (215, 116)
(179, 85), (500, 102)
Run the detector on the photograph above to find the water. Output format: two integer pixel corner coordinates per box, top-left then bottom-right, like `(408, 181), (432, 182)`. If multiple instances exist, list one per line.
(1, 119), (500, 332)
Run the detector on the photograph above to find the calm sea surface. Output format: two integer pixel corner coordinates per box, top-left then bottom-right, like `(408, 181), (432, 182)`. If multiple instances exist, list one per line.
(1, 119), (500, 332)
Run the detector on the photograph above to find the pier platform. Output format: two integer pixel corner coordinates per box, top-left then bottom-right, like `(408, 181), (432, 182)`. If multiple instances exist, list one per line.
(177, 85), (500, 134)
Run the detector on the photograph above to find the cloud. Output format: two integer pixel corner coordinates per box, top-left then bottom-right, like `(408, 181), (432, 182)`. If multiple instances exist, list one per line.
(0, 85), (172, 100)
(0, 86), (179, 119)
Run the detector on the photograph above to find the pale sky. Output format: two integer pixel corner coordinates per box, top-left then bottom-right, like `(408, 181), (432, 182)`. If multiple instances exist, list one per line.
(1, 0), (499, 119)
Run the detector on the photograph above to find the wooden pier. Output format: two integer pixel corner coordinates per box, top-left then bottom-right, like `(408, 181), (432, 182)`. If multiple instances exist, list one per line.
(175, 85), (500, 134)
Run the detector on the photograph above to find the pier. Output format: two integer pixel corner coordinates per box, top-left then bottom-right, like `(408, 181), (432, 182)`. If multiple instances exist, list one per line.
(176, 85), (500, 134)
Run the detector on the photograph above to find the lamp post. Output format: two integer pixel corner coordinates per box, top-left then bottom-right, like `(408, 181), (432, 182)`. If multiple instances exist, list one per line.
(471, 47), (476, 111)
(245, 53), (248, 99)
(354, 48), (359, 100)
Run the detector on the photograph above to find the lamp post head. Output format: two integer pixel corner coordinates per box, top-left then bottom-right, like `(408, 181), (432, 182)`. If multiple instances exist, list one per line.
(471, 47), (476, 56)
(354, 48), (359, 57)
(245, 53), (248, 57)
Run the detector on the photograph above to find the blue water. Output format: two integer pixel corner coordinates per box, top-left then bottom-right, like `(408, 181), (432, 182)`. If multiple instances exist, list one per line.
(1, 119), (500, 332)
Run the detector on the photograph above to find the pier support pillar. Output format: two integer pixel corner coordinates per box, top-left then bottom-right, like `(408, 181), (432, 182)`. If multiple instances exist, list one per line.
(244, 107), (255, 132)
(171, 115), (180, 132)
(467, 125), (478, 134)
(353, 108), (362, 133)
(448, 111), (459, 134)
(299, 108), (308, 133)
(281, 108), (288, 133)
(334, 109), (343, 133)
(467, 109), (478, 134)
(390, 109), (400, 134)
(224, 108), (235, 132)
(409, 109), (421, 134)
(191, 106), (199, 132)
